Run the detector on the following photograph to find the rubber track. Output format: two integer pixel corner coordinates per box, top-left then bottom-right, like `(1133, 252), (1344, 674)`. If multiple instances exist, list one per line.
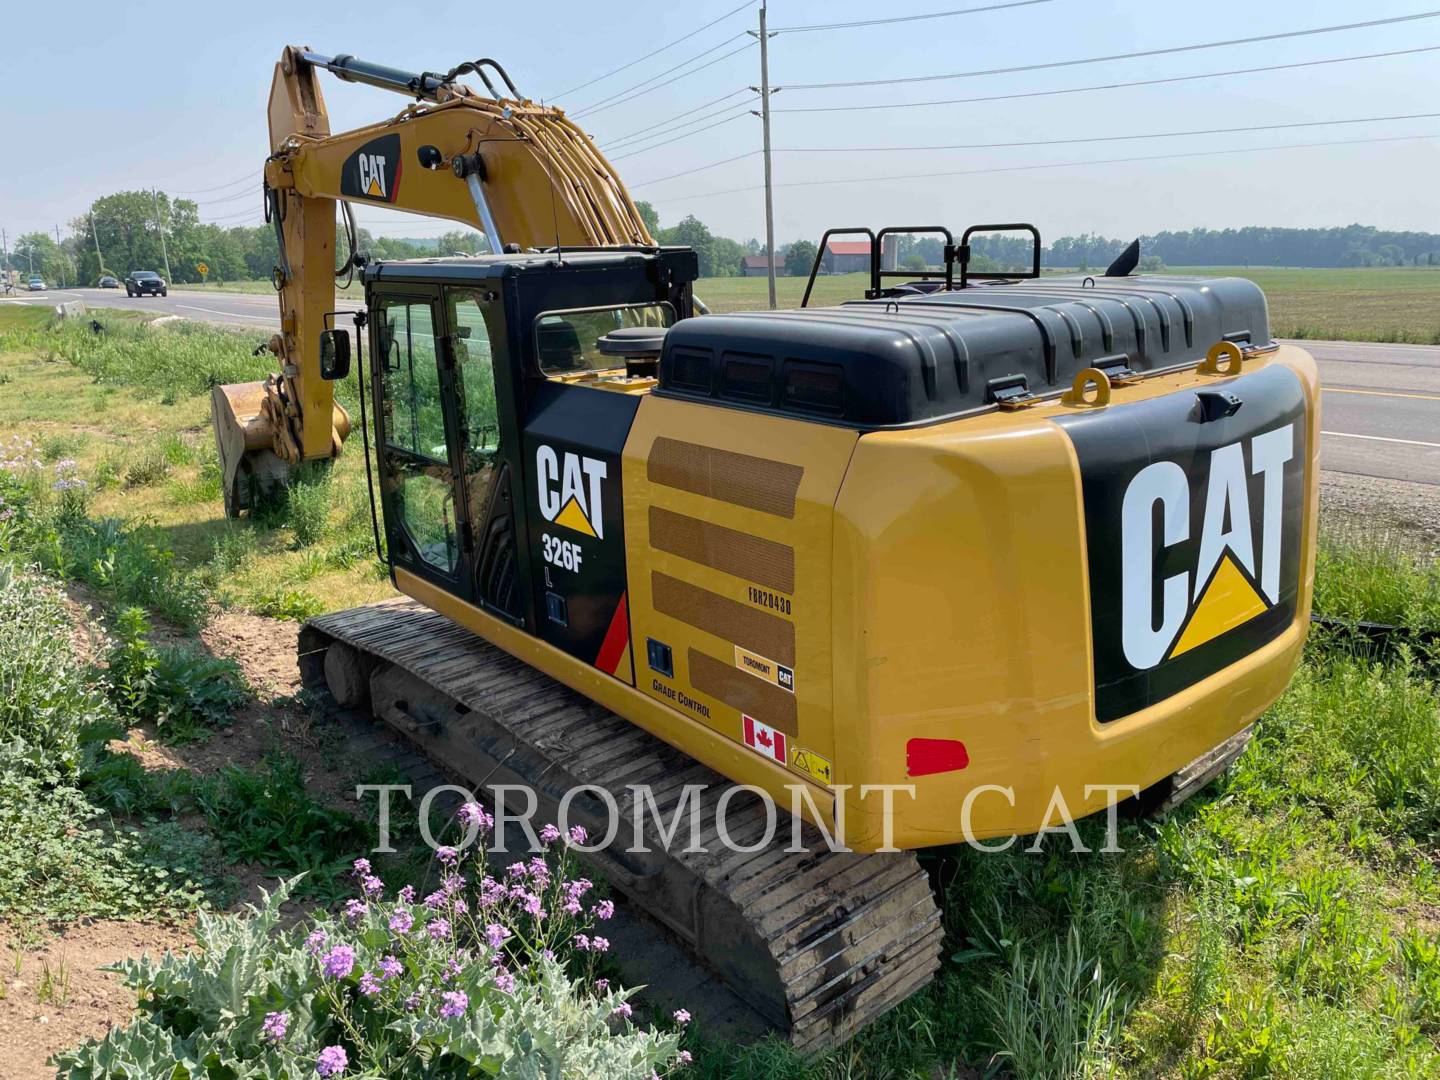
(301, 599), (942, 1053)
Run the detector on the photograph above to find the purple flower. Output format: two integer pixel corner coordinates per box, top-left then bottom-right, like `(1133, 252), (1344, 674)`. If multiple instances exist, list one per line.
(527, 858), (551, 887)
(316, 1045), (348, 1077)
(521, 893), (545, 919)
(360, 875), (384, 898)
(575, 933), (589, 951)
(479, 877), (506, 907)
(439, 990), (469, 1019)
(321, 945), (356, 979)
(379, 954), (403, 980)
(674, 1008), (691, 1026)
(423, 889), (447, 910)
(404, 991), (422, 1012)
(678, 1050), (693, 1066)
(305, 929), (328, 955)
(261, 1011), (289, 1043)
(568, 825), (588, 845)
(359, 971), (382, 996)
(593, 900), (615, 920)
(589, 936), (610, 953)
(428, 918), (451, 941)
(494, 967), (516, 994)
(343, 899), (366, 922)
(435, 846), (458, 865)
(388, 909), (413, 934)
(457, 802), (493, 832)
(484, 923), (511, 949)
(442, 872), (466, 895)
(398, 885), (416, 904)
(611, 1001), (632, 1020)
(351, 858), (371, 877)
(595, 978), (609, 992)
(539, 823), (561, 844)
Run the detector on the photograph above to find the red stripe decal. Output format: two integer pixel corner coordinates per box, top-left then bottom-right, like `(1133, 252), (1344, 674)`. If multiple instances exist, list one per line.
(594, 592), (630, 675)
(906, 738), (969, 777)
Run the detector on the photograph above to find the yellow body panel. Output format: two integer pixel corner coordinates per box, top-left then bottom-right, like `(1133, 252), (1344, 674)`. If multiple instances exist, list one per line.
(398, 344), (1317, 853)
(621, 396), (858, 793)
(834, 344), (1320, 849)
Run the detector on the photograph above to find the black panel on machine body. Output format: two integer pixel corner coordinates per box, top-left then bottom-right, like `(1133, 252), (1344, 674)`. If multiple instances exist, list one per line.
(364, 248), (697, 655)
(653, 276), (1271, 430)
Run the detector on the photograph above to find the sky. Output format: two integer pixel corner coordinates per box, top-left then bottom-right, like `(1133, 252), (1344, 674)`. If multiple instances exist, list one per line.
(4, 0), (1440, 248)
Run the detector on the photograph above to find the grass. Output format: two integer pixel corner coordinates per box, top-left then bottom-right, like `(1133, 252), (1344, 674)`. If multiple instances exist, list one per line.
(693, 266), (1440, 343)
(0, 306), (392, 620)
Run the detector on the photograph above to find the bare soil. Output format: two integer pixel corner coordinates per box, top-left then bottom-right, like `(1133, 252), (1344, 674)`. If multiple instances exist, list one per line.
(0, 920), (194, 1080)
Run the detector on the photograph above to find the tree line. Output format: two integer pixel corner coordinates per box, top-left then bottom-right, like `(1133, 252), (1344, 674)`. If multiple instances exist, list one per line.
(7, 190), (1438, 286)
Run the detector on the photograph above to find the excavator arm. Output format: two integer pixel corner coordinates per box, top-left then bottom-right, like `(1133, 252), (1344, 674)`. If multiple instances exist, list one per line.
(212, 45), (653, 515)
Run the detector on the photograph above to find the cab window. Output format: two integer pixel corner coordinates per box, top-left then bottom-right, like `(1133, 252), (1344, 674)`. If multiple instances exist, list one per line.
(534, 303), (674, 377)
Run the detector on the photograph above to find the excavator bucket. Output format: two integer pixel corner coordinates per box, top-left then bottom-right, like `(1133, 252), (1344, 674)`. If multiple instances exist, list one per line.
(211, 380), (290, 518)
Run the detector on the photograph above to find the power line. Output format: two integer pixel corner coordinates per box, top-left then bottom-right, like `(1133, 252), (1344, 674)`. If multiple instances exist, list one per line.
(631, 151), (760, 189)
(781, 10), (1440, 91)
(632, 112), (1440, 186)
(776, 110), (1440, 153)
(597, 88), (754, 145)
(608, 109), (755, 160)
(771, 0), (1052, 34)
(173, 172), (260, 195)
(771, 44), (1440, 114)
(547, 0), (754, 100)
(196, 186), (260, 207)
(569, 35), (749, 116)
(647, 132), (1440, 202)
(570, 40), (758, 120)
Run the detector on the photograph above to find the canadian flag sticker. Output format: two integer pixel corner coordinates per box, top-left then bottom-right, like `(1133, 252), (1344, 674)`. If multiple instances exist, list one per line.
(742, 714), (787, 764)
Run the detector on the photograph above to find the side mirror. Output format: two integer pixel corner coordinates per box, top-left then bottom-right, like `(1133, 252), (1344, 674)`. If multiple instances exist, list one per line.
(319, 329), (351, 381)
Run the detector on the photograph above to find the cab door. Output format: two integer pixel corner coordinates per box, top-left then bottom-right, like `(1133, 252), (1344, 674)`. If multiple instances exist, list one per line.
(373, 289), (467, 596)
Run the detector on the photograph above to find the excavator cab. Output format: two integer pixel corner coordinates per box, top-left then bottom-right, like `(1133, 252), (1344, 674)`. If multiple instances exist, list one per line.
(351, 247), (697, 666)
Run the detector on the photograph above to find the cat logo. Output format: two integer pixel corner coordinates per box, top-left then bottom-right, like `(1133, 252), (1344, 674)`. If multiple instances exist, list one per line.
(536, 445), (607, 539)
(340, 134), (402, 204)
(358, 154), (388, 199)
(1059, 364), (1307, 721)
(1121, 423), (1294, 670)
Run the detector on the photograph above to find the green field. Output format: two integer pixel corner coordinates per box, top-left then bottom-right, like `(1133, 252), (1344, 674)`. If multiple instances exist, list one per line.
(185, 265), (1440, 344)
(694, 266), (1440, 344)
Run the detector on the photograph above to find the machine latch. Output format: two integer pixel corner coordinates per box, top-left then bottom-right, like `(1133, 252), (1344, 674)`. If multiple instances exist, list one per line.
(987, 374), (1037, 408)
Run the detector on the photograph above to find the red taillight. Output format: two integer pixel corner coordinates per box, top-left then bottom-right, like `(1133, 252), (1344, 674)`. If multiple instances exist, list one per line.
(906, 738), (969, 777)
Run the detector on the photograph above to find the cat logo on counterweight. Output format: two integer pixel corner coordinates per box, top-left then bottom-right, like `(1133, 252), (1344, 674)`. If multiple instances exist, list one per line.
(1056, 364), (1307, 722)
(1121, 423), (1294, 670)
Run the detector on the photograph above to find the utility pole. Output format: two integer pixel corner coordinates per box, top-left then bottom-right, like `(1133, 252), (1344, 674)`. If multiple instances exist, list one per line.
(756, 2), (777, 310)
(89, 213), (105, 275)
(1, 228), (8, 279)
(151, 188), (172, 282)
(54, 224), (66, 287)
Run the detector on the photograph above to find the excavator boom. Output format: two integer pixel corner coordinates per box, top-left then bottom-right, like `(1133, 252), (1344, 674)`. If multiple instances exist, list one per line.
(212, 45), (652, 514)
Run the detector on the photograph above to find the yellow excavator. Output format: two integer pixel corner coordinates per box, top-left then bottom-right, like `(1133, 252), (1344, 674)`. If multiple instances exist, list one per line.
(214, 48), (1320, 1051)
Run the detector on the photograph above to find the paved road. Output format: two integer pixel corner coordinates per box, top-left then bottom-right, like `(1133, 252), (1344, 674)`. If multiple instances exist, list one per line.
(4, 291), (1436, 487)
(1, 286), (363, 329)
(1299, 340), (1440, 488)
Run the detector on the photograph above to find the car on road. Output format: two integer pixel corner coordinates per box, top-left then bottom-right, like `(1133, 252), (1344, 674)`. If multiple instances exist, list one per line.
(98, 275), (120, 289)
(125, 270), (168, 297)
(27, 276), (46, 291)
